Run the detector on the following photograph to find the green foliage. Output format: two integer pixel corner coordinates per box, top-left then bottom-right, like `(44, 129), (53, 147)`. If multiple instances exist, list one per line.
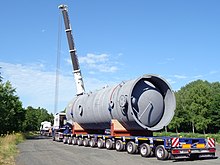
(23, 106), (54, 131)
(208, 82), (220, 133)
(23, 131), (39, 139)
(168, 91), (186, 133)
(0, 81), (25, 134)
(0, 77), (53, 134)
(169, 80), (220, 134)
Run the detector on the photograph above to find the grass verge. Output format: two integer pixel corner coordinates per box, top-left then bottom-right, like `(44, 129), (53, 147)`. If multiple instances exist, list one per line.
(23, 131), (39, 139)
(0, 133), (25, 165)
(0, 132), (39, 165)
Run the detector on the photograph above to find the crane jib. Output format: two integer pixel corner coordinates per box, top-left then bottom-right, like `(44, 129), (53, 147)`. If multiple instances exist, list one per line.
(59, 4), (85, 95)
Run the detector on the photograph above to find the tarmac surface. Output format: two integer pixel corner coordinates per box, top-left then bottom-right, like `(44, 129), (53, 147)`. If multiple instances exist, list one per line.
(16, 136), (220, 165)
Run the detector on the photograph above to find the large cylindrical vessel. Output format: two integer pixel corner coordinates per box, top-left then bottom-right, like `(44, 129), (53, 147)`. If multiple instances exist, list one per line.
(66, 74), (176, 131)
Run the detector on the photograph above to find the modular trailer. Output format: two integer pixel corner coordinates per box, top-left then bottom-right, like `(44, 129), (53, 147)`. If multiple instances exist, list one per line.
(53, 118), (216, 160)
(55, 131), (216, 160)
(53, 4), (217, 161)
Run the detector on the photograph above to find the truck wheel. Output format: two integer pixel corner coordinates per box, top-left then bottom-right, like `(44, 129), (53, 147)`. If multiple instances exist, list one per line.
(83, 138), (89, 147)
(97, 139), (105, 148)
(127, 141), (137, 154)
(115, 140), (124, 151)
(72, 137), (77, 145)
(77, 138), (83, 146)
(89, 138), (96, 147)
(67, 137), (72, 144)
(105, 139), (114, 150)
(155, 145), (168, 160)
(140, 143), (151, 157)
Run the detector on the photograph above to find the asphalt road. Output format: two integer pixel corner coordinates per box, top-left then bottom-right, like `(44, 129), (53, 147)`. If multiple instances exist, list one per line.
(16, 136), (220, 165)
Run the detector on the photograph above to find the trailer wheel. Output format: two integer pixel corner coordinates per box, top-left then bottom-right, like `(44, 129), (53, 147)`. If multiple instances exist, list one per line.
(77, 137), (83, 146)
(83, 138), (89, 147)
(115, 140), (124, 151)
(89, 138), (96, 147)
(155, 145), (168, 160)
(126, 141), (137, 154)
(106, 139), (114, 150)
(140, 143), (151, 157)
(72, 137), (77, 145)
(97, 139), (105, 148)
(67, 137), (72, 144)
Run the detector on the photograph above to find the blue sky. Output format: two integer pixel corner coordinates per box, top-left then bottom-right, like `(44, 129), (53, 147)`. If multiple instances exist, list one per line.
(0, 0), (219, 113)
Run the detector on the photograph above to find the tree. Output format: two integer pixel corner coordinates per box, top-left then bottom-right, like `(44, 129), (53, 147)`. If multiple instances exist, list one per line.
(170, 80), (216, 134)
(169, 92), (185, 133)
(208, 82), (220, 133)
(188, 80), (212, 134)
(0, 81), (25, 134)
(23, 106), (39, 131)
(0, 73), (54, 133)
(23, 106), (54, 131)
(36, 107), (54, 125)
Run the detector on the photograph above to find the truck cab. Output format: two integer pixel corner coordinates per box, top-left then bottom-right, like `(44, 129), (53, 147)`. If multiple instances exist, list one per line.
(40, 121), (51, 136)
(52, 112), (68, 141)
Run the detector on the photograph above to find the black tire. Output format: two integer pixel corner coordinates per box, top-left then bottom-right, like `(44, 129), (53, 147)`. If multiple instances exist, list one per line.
(140, 143), (151, 157)
(127, 141), (137, 154)
(155, 145), (169, 160)
(72, 137), (77, 145)
(115, 140), (124, 151)
(97, 139), (105, 148)
(83, 138), (89, 147)
(89, 138), (96, 147)
(77, 137), (83, 146)
(105, 139), (114, 150)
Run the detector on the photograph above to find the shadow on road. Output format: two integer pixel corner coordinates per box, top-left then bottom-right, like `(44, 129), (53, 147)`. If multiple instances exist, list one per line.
(26, 135), (52, 140)
(172, 156), (218, 163)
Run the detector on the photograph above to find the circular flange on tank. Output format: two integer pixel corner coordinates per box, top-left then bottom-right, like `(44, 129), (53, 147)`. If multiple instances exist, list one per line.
(129, 74), (176, 131)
